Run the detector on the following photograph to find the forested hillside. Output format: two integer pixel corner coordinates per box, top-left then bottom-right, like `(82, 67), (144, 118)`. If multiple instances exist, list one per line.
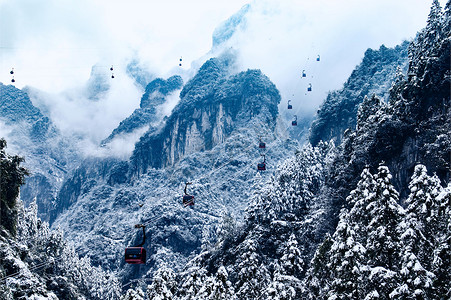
(132, 1), (450, 298)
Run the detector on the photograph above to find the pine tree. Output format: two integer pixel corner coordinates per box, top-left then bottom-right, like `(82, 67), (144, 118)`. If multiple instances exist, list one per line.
(179, 265), (208, 300)
(265, 263), (298, 300)
(121, 288), (145, 300)
(363, 165), (405, 298)
(432, 182), (451, 298)
(147, 265), (176, 300)
(236, 239), (269, 299)
(199, 266), (236, 300)
(303, 234), (333, 299)
(405, 164), (443, 268)
(356, 94), (383, 131)
(326, 209), (368, 299)
(280, 233), (303, 277)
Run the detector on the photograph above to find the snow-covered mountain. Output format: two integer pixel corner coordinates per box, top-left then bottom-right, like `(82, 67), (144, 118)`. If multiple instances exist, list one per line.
(1, 1), (449, 299)
(0, 83), (79, 223)
(50, 50), (300, 285)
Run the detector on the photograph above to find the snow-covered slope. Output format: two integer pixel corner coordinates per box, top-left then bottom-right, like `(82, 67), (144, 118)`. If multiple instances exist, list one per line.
(0, 83), (78, 222)
(51, 51), (301, 285)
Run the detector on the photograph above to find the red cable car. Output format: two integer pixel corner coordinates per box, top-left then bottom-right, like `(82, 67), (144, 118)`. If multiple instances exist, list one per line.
(124, 247), (146, 264)
(257, 154), (266, 171)
(125, 224), (146, 264)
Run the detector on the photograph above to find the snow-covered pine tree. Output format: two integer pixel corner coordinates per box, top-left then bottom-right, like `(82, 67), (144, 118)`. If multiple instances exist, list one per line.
(408, 0), (443, 77)
(178, 264), (208, 300)
(326, 209), (368, 299)
(263, 233), (303, 299)
(432, 182), (451, 297)
(235, 239), (270, 299)
(303, 233), (333, 299)
(363, 165), (405, 298)
(197, 266), (236, 300)
(121, 287), (145, 300)
(356, 94), (384, 132)
(265, 262), (298, 300)
(280, 233), (303, 277)
(405, 164), (443, 268)
(146, 265), (177, 300)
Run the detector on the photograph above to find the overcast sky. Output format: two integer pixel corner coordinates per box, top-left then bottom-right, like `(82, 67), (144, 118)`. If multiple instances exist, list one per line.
(0, 0), (443, 154)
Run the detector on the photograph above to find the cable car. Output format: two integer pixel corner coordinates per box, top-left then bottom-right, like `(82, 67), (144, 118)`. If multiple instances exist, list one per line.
(11, 77), (15, 83)
(10, 68), (14, 75)
(259, 136), (266, 149)
(307, 84), (312, 92)
(302, 70), (306, 77)
(257, 154), (266, 171)
(111, 73), (115, 79)
(316, 55), (320, 62)
(292, 115), (297, 126)
(110, 65), (114, 71)
(125, 224), (146, 264)
(288, 100), (293, 110)
(183, 182), (194, 207)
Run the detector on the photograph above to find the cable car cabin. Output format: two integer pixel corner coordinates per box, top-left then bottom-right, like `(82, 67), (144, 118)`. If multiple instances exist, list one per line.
(292, 115), (297, 126)
(10, 69), (14, 75)
(302, 70), (306, 77)
(183, 195), (194, 207)
(111, 74), (115, 79)
(316, 55), (320, 61)
(257, 162), (266, 171)
(125, 247), (146, 264)
(11, 77), (15, 83)
(110, 66), (114, 71)
(307, 84), (312, 92)
(259, 141), (266, 149)
(288, 100), (293, 110)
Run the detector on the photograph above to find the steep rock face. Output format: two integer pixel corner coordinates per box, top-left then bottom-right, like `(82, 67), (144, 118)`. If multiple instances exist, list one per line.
(0, 84), (76, 222)
(309, 42), (409, 146)
(131, 54), (280, 174)
(101, 75), (183, 145)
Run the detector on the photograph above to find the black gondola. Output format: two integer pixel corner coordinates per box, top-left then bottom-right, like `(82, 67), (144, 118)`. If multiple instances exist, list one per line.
(257, 155), (266, 171)
(183, 182), (194, 207)
(307, 83), (312, 92)
(111, 73), (115, 79)
(10, 68), (14, 75)
(292, 115), (297, 126)
(302, 70), (306, 77)
(288, 100), (293, 110)
(110, 65), (114, 71)
(11, 77), (15, 83)
(125, 224), (146, 264)
(259, 136), (266, 149)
